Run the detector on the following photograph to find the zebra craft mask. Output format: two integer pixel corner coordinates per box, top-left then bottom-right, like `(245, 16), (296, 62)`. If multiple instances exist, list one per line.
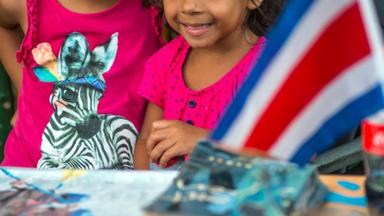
(32, 32), (138, 170)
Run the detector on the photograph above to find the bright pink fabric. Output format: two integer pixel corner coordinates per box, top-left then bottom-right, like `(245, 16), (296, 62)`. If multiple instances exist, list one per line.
(1, 0), (161, 167)
(138, 36), (266, 130)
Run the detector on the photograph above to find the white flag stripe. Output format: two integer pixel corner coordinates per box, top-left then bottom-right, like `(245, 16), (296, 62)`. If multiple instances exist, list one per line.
(270, 56), (378, 159)
(222, 0), (355, 146)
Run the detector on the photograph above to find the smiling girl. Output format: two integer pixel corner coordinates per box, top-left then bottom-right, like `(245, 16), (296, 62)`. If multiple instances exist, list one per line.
(134, 0), (285, 169)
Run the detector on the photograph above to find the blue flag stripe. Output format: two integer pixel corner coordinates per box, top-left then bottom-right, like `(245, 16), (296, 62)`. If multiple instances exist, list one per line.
(291, 85), (384, 165)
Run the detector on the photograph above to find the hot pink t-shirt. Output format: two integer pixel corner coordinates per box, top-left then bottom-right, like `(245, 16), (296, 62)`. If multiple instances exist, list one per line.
(138, 36), (266, 129)
(1, 0), (161, 168)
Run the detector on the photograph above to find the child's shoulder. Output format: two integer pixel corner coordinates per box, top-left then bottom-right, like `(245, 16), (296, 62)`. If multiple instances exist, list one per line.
(147, 35), (188, 65)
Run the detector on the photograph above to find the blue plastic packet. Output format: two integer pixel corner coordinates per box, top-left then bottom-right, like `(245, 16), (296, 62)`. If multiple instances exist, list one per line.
(145, 141), (327, 216)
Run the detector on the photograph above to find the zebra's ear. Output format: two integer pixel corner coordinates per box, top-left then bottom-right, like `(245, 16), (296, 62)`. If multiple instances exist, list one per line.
(58, 32), (91, 80)
(90, 33), (118, 75)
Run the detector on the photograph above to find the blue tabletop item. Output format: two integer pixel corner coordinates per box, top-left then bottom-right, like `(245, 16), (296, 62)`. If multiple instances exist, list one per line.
(145, 141), (327, 216)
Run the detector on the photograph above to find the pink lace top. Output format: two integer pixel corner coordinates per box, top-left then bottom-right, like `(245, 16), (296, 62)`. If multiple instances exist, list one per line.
(138, 36), (266, 129)
(1, 0), (161, 167)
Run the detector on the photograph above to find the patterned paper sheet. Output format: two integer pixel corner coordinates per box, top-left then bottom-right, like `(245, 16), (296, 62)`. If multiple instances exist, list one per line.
(0, 168), (177, 216)
(0, 167), (368, 216)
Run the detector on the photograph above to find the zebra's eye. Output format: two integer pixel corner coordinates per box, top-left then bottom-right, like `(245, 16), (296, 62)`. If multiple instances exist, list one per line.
(62, 88), (78, 103)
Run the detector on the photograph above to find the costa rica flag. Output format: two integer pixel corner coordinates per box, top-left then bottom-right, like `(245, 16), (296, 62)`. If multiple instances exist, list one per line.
(211, 0), (384, 165)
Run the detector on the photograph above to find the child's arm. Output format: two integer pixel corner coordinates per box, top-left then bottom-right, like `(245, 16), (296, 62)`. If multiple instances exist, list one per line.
(0, 27), (23, 94)
(0, 27), (23, 126)
(147, 119), (209, 169)
(134, 102), (164, 170)
(0, 0), (22, 28)
(0, 0), (25, 91)
(0, 0), (25, 126)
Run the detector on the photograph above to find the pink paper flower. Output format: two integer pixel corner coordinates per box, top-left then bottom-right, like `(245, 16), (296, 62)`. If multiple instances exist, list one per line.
(32, 42), (57, 65)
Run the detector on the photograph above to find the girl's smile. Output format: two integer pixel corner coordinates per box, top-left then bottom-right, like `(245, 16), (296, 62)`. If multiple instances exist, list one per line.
(180, 22), (213, 37)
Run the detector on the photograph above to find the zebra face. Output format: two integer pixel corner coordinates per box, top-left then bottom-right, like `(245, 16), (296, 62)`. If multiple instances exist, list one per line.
(50, 83), (103, 127)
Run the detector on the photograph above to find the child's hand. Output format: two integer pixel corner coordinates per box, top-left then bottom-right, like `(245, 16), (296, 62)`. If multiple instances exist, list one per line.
(146, 120), (209, 168)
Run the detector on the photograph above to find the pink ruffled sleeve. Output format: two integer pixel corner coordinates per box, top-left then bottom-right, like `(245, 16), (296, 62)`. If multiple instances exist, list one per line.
(149, 6), (166, 46)
(138, 36), (187, 109)
(16, 0), (38, 66)
(138, 52), (168, 109)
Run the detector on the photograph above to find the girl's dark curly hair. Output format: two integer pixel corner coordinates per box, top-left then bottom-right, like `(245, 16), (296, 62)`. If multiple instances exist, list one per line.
(248, 0), (286, 36)
(142, 0), (286, 37)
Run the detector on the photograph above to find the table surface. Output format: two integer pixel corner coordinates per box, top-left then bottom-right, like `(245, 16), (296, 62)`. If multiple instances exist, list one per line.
(0, 167), (368, 216)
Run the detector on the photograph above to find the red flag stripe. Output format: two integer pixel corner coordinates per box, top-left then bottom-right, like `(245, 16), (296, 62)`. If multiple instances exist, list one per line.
(244, 3), (371, 150)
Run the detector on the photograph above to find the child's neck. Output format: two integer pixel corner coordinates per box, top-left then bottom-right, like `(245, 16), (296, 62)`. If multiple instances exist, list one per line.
(57, 0), (119, 14)
(183, 31), (258, 91)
